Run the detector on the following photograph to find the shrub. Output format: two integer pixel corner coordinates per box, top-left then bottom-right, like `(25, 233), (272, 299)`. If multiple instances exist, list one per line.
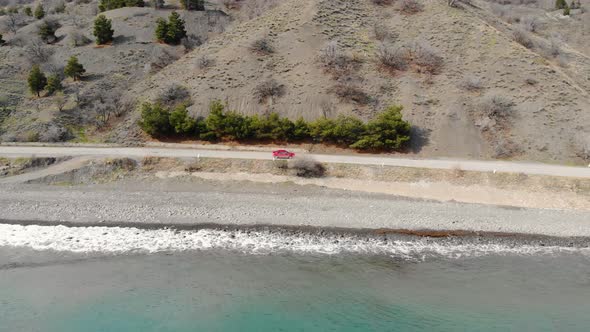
(0, 33), (4, 46)
(181, 34), (202, 52)
(180, 0), (205, 10)
(460, 75), (483, 91)
(197, 55), (214, 69)
(374, 23), (396, 42)
(69, 31), (91, 46)
(27, 65), (47, 97)
(254, 79), (285, 103)
(563, 5), (570, 15)
(319, 41), (361, 78)
(157, 84), (191, 107)
(38, 19), (60, 43)
(287, 157), (325, 178)
(250, 37), (274, 55)
(138, 103), (171, 136)
(64, 56), (85, 81)
(479, 94), (514, 119)
(409, 41), (443, 74)
(93, 14), (114, 45)
(399, 0), (424, 14)
(34, 4), (45, 19)
(24, 7), (32, 16)
(372, 0), (394, 5)
(520, 16), (538, 32)
(555, 0), (567, 9)
(513, 28), (533, 48)
(377, 43), (408, 71)
(24, 38), (54, 64)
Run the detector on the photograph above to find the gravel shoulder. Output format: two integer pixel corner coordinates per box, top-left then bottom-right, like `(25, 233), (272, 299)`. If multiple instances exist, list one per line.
(1, 178), (589, 238)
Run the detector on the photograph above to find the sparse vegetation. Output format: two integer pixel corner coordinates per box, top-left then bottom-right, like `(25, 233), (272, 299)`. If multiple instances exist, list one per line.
(319, 41), (361, 78)
(330, 78), (372, 105)
(460, 75), (483, 91)
(139, 101), (412, 151)
(64, 56), (85, 81)
(93, 15), (114, 45)
(408, 41), (443, 74)
(197, 55), (214, 69)
(373, 23), (396, 42)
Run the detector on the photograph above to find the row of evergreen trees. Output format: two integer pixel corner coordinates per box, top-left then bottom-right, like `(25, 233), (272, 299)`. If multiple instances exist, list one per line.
(27, 57), (85, 97)
(98, 0), (205, 11)
(155, 12), (186, 44)
(139, 101), (412, 151)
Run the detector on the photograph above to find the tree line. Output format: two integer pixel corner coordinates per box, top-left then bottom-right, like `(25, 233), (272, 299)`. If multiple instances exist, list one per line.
(139, 101), (412, 151)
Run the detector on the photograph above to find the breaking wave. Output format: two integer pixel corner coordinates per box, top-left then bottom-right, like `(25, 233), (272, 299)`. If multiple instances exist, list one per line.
(0, 224), (587, 260)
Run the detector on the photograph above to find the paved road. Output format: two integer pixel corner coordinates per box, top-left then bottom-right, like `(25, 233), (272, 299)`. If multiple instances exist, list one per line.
(1, 145), (589, 178)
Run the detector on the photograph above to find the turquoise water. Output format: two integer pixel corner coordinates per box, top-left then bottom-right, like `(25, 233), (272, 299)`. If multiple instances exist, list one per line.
(1, 249), (590, 331)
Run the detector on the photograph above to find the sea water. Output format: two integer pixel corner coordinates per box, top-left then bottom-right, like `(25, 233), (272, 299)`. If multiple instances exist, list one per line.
(1, 225), (590, 332)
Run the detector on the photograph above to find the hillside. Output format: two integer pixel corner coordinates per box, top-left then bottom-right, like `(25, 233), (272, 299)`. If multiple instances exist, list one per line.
(1, 0), (589, 163)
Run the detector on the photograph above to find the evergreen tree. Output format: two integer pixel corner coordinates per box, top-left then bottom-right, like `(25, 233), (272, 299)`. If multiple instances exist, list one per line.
(64, 56), (85, 81)
(563, 3), (570, 15)
(555, 0), (567, 9)
(165, 11), (186, 45)
(28, 65), (47, 97)
(34, 3), (45, 19)
(93, 14), (114, 45)
(155, 18), (168, 42)
(180, 0), (204, 11)
(138, 103), (171, 136)
(24, 6), (32, 16)
(46, 74), (63, 95)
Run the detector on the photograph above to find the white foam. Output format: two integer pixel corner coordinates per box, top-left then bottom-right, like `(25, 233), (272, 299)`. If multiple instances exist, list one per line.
(0, 224), (587, 259)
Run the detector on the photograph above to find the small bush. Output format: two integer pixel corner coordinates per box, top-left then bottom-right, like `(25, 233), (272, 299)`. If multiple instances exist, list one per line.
(197, 55), (214, 69)
(69, 31), (91, 46)
(520, 16), (538, 32)
(460, 75), (483, 91)
(157, 84), (191, 107)
(287, 157), (325, 178)
(399, 0), (424, 14)
(254, 79), (285, 103)
(410, 41), (443, 74)
(38, 18), (61, 43)
(377, 43), (408, 71)
(319, 41), (361, 78)
(374, 23), (396, 42)
(181, 34), (202, 52)
(372, 0), (394, 5)
(250, 37), (274, 55)
(479, 94), (514, 119)
(138, 103), (172, 136)
(331, 80), (371, 105)
(513, 28), (533, 48)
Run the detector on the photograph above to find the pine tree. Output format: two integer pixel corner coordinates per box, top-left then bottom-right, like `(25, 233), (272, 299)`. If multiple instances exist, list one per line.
(555, 0), (567, 9)
(165, 11), (186, 45)
(155, 17), (168, 42)
(64, 56), (86, 81)
(24, 6), (32, 16)
(34, 3), (45, 19)
(180, 0), (205, 11)
(46, 74), (63, 95)
(563, 3), (570, 15)
(93, 14), (114, 45)
(28, 65), (47, 97)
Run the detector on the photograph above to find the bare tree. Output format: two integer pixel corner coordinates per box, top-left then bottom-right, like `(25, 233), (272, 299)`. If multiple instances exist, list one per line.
(54, 93), (67, 111)
(24, 38), (54, 65)
(4, 12), (24, 34)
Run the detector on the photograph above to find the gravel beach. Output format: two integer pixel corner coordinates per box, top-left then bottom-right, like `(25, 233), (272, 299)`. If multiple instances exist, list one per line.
(1, 178), (589, 238)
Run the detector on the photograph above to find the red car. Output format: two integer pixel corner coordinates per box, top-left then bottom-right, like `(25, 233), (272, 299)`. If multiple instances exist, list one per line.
(272, 149), (295, 159)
